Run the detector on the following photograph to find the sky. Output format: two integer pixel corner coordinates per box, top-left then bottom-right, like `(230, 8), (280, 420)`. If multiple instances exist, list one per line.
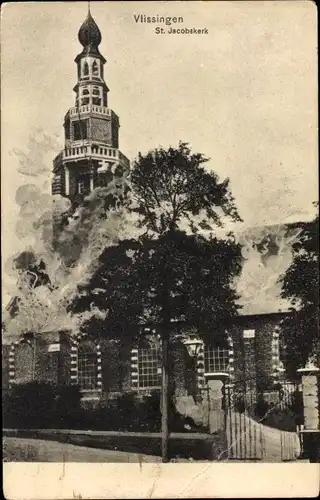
(1, 0), (318, 306)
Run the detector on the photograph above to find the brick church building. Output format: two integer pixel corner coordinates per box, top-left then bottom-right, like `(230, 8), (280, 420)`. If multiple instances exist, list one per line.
(2, 10), (301, 422)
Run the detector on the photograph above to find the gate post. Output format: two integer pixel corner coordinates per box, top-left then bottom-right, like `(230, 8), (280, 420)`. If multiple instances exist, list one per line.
(204, 372), (230, 433)
(297, 361), (320, 462)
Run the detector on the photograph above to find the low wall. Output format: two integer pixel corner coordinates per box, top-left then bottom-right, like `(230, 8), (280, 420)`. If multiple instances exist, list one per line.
(3, 428), (226, 461)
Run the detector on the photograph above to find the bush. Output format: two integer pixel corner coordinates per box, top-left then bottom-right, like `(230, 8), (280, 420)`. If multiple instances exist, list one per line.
(140, 391), (161, 431)
(114, 392), (141, 430)
(56, 384), (83, 428)
(254, 395), (271, 419)
(3, 381), (57, 429)
(3, 383), (208, 433)
(3, 381), (83, 430)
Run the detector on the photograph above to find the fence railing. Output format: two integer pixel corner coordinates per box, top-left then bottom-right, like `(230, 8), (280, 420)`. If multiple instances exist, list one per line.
(222, 381), (302, 461)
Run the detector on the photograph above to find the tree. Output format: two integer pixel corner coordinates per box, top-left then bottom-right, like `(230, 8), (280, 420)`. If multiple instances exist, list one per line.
(72, 142), (243, 461)
(130, 142), (241, 235)
(280, 206), (319, 376)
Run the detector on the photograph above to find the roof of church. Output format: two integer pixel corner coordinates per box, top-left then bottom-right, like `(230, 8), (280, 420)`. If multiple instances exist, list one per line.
(77, 10), (102, 58)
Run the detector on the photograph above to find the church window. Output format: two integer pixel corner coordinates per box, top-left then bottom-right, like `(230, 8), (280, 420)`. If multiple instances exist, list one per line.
(92, 87), (100, 96)
(77, 341), (98, 390)
(92, 97), (101, 106)
(73, 120), (88, 141)
(81, 97), (89, 106)
(137, 338), (161, 389)
(92, 61), (99, 76)
(204, 345), (229, 373)
(83, 61), (89, 76)
(82, 88), (89, 95)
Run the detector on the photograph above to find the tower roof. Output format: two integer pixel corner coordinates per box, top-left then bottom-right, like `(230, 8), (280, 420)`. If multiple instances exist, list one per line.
(78, 10), (102, 54)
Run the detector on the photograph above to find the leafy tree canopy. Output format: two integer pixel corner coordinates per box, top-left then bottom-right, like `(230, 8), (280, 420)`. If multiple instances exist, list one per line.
(130, 142), (242, 235)
(72, 142), (243, 343)
(280, 205), (319, 374)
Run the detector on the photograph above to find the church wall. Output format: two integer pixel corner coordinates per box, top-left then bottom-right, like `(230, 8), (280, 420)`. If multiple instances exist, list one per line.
(34, 332), (61, 384)
(2, 344), (10, 391)
(2, 313), (289, 419)
(100, 339), (123, 395)
(68, 167), (78, 198)
(14, 342), (34, 384)
(111, 112), (119, 148)
(228, 313), (287, 393)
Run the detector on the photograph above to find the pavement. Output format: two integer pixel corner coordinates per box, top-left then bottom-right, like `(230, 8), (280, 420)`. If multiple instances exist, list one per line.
(3, 437), (162, 463)
(3, 433), (307, 463)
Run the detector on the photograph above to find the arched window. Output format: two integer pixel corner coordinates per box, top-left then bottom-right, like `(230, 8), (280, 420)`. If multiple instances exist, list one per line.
(204, 344), (230, 374)
(92, 61), (99, 76)
(82, 88), (89, 95)
(78, 341), (98, 390)
(83, 61), (89, 76)
(137, 338), (161, 389)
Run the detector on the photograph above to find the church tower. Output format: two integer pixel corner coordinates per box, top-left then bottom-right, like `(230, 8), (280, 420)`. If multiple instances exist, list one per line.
(52, 9), (130, 207)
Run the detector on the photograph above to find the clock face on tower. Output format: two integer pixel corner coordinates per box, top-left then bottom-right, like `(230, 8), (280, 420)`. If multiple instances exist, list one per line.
(91, 117), (112, 145)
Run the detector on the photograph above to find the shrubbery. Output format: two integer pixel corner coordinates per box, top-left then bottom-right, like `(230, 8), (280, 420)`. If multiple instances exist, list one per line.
(253, 389), (304, 431)
(3, 381), (82, 429)
(3, 382), (205, 433)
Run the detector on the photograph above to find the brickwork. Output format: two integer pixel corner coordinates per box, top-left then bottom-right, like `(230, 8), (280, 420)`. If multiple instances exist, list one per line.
(228, 313), (288, 392)
(14, 341), (34, 384)
(2, 344), (11, 390)
(3, 312), (291, 417)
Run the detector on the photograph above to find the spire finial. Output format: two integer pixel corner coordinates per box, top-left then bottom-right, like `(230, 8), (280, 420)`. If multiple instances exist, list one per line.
(78, 3), (102, 50)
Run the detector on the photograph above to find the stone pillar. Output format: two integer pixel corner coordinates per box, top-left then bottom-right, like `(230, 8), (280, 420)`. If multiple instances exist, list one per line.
(89, 167), (95, 192)
(64, 166), (70, 195)
(297, 363), (320, 462)
(204, 373), (229, 433)
(242, 329), (257, 408)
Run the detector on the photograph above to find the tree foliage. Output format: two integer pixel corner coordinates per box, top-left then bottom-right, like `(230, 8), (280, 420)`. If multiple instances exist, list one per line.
(130, 142), (242, 235)
(72, 142), (243, 343)
(73, 231), (242, 341)
(280, 207), (319, 374)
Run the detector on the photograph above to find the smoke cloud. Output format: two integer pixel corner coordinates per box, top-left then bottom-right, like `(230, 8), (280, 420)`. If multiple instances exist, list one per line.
(3, 132), (139, 343)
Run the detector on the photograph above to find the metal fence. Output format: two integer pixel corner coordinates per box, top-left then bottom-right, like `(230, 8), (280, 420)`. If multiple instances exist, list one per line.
(223, 381), (303, 461)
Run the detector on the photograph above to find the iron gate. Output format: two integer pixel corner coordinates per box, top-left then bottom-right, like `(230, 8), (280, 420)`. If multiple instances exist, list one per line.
(223, 381), (303, 461)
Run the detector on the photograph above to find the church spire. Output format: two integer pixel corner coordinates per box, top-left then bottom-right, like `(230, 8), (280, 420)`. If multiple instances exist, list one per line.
(78, 7), (102, 57)
(52, 6), (130, 209)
